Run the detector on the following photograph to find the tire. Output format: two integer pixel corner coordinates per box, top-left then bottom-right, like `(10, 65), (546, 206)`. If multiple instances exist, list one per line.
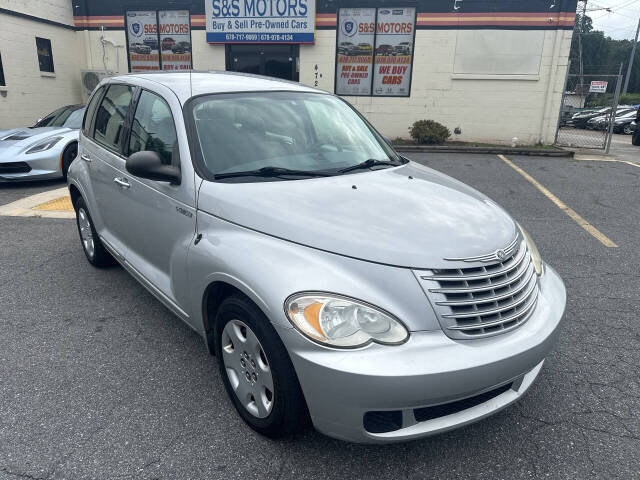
(633, 132), (640, 146)
(74, 197), (117, 268)
(215, 293), (308, 438)
(61, 143), (78, 182)
(623, 124), (633, 135)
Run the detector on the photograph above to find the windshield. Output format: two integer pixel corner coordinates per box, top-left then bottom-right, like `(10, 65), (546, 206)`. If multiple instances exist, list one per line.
(34, 106), (84, 129)
(61, 108), (85, 128)
(189, 92), (400, 180)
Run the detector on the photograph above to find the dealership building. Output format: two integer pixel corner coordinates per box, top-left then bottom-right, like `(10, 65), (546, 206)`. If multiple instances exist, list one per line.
(0, 0), (577, 144)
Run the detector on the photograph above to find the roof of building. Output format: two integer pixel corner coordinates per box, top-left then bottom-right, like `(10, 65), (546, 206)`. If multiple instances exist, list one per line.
(108, 71), (322, 103)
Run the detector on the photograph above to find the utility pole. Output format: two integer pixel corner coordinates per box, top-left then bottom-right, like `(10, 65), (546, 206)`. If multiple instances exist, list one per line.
(622, 18), (640, 95)
(578, 0), (588, 88)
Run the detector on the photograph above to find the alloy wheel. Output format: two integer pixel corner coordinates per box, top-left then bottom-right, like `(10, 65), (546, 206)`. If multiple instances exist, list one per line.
(221, 319), (274, 418)
(77, 208), (95, 259)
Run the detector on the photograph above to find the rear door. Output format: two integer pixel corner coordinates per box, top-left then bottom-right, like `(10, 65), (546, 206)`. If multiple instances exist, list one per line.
(77, 85), (106, 227)
(88, 83), (135, 255)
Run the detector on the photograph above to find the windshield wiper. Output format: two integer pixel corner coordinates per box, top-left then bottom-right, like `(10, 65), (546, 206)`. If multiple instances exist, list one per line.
(338, 158), (402, 174)
(213, 166), (335, 180)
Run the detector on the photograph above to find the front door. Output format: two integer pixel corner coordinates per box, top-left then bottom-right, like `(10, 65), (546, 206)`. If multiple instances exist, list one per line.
(115, 87), (197, 317)
(226, 44), (299, 81)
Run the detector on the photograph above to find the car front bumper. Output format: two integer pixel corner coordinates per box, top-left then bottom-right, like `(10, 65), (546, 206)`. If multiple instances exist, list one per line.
(276, 264), (566, 443)
(0, 149), (63, 182)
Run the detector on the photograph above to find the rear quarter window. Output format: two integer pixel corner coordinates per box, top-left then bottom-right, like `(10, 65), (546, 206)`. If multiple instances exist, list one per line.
(83, 86), (105, 137)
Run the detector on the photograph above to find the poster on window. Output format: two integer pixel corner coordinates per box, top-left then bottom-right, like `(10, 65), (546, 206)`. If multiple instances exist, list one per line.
(372, 7), (416, 97)
(159, 10), (192, 71)
(126, 11), (160, 72)
(335, 8), (376, 96)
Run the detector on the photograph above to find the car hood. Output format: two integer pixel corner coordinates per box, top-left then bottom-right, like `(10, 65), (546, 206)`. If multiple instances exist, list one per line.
(0, 127), (73, 149)
(197, 162), (518, 269)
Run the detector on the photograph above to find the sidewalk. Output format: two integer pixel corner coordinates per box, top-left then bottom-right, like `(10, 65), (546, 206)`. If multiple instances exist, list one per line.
(0, 187), (75, 218)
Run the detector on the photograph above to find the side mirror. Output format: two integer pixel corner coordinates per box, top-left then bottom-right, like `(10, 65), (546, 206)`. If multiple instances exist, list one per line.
(126, 151), (181, 185)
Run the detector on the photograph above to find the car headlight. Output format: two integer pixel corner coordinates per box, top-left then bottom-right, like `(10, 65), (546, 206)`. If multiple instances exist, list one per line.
(517, 224), (544, 276)
(284, 293), (409, 348)
(26, 136), (62, 154)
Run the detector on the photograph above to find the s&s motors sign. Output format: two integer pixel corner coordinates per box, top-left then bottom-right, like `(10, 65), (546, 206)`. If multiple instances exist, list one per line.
(206, 0), (316, 43)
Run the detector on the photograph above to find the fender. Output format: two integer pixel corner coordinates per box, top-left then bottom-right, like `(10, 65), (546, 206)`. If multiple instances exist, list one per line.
(187, 210), (441, 343)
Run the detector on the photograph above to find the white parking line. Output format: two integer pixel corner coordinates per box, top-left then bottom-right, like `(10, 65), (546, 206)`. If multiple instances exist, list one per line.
(498, 155), (618, 248)
(0, 187), (75, 219)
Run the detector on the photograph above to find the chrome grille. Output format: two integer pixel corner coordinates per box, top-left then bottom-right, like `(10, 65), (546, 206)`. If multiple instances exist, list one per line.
(414, 240), (539, 339)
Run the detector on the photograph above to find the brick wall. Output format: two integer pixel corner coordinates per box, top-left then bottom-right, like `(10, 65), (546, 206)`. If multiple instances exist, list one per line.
(0, 10), (85, 128)
(299, 29), (573, 145)
(0, 0), (572, 144)
(0, 0), (74, 25)
(0, 0), (83, 129)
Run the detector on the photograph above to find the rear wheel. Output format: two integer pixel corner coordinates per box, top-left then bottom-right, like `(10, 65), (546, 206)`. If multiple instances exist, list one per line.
(215, 293), (308, 438)
(61, 143), (78, 181)
(74, 197), (116, 267)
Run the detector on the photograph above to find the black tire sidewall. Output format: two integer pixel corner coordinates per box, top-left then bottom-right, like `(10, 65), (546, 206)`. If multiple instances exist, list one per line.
(62, 143), (78, 181)
(74, 197), (115, 267)
(214, 294), (306, 437)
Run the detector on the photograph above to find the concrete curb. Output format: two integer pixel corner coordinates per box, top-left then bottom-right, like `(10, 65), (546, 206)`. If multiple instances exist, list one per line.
(394, 145), (573, 157)
(0, 187), (75, 219)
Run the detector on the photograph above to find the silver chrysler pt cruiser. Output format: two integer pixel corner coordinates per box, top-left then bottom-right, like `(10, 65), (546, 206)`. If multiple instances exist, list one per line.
(68, 72), (565, 444)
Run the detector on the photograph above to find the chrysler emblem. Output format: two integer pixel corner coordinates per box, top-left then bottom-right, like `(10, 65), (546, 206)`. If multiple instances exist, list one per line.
(496, 249), (507, 260)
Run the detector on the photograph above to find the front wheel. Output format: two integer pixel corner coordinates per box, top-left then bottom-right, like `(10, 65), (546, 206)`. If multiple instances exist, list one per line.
(623, 124), (633, 135)
(215, 294), (308, 438)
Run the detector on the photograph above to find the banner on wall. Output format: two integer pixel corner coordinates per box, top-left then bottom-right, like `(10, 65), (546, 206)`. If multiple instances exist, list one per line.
(159, 10), (192, 71)
(372, 7), (416, 97)
(334, 8), (376, 96)
(126, 11), (160, 72)
(205, 0), (316, 43)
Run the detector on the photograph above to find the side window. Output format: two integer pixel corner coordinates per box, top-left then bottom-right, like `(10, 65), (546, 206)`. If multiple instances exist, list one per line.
(33, 107), (64, 128)
(0, 53), (5, 86)
(83, 86), (105, 136)
(129, 90), (178, 166)
(93, 84), (134, 153)
(35, 37), (54, 73)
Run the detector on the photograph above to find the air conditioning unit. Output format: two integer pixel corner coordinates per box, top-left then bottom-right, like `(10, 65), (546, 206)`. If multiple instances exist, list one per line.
(81, 70), (112, 96)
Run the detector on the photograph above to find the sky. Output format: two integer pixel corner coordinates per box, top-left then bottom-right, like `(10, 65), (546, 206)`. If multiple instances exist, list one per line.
(585, 0), (640, 39)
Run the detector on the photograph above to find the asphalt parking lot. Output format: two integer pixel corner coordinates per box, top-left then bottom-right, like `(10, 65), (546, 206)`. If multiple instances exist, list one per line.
(1, 152), (639, 479)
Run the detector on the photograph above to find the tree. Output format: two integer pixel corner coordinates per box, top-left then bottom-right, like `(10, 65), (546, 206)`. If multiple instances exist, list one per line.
(568, 13), (640, 93)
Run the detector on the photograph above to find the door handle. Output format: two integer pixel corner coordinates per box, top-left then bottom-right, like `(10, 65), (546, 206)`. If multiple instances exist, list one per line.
(80, 153), (92, 162)
(113, 177), (131, 189)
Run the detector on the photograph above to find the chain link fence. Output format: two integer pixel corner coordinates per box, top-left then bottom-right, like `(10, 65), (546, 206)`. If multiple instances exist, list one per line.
(555, 73), (622, 152)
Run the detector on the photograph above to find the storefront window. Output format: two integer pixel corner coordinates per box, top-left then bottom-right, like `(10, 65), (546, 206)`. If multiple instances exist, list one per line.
(335, 7), (416, 97)
(125, 10), (192, 72)
(35, 37), (54, 73)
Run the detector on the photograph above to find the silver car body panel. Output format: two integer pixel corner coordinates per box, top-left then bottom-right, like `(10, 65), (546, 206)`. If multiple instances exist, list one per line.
(0, 126), (79, 181)
(196, 161), (516, 269)
(68, 72), (566, 443)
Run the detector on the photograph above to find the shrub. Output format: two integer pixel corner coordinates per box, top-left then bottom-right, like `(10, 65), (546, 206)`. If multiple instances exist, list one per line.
(619, 93), (640, 106)
(585, 93), (640, 107)
(409, 120), (451, 144)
